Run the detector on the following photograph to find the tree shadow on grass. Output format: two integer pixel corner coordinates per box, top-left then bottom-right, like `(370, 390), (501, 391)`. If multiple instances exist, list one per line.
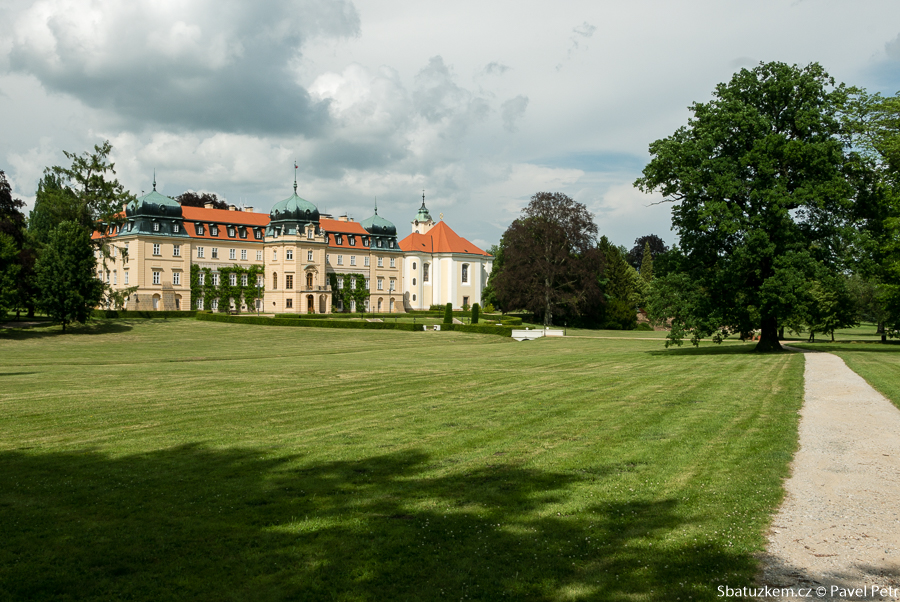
(0, 446), (755, 601)
(0, 321), (133, 340)
(645, 344), (761, 356)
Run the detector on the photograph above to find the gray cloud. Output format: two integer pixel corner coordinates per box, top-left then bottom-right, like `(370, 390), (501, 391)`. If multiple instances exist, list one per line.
(5, 0), (360, 135)
(483, 61), (510, 75)
(573, 22), (596, 38)
(886, 34), (900, 62)
(501, 95), (529, 132)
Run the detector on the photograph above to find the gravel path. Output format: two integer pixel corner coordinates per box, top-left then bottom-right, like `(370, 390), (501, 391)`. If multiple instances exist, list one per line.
(757, 349), (900, 601)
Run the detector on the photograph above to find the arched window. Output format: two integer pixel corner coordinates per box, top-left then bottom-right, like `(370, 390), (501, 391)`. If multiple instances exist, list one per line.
(423, 263), (430, 282)
(306, 273), (313, 288)
(377, 298), (383, 311)
(307, 295), (314, 313)
(461, 263), (469, 283)
(273, 272), (278, 289)
(412, 261), (417, 270)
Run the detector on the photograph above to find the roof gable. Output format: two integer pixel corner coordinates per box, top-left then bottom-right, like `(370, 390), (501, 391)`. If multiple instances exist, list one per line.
(399, 221), (490, 256)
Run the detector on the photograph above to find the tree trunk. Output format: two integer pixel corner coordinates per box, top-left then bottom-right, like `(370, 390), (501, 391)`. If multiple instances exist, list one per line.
(754, 315), (782, 352)
(778, 326), (784, 340)
(544, 277), (551, 327)
(877, 321), (885, 335)
(882, 333), (887, 343)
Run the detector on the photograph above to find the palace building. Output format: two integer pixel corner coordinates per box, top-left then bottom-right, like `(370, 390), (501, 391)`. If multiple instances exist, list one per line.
(94, 180), (492, 314)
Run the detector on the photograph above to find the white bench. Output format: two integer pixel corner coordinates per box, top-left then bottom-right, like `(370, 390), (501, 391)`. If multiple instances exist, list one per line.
(511, 328), (564, 341)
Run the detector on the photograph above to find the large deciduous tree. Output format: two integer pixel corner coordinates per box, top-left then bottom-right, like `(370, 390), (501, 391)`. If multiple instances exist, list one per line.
(626, 234), (668, 270)
(35, 221), (103, 331)
(492, 192), (601, 326)
(176, 191), (228, 210)
(0, 171), (35, 318)
(636, 62), (859, 351)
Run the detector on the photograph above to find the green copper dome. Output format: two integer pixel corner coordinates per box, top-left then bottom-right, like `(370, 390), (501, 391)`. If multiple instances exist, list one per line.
(270, 183), (320, 223)
(361, 203), (396, 236)
(126, 184), (182, 218)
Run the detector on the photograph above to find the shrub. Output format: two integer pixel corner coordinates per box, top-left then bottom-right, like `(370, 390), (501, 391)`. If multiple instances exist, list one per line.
(92, 310), (197, 319)
(471, 303), (479, 324)
(443, 302), (453, 324)
(635, 322), (654, 331)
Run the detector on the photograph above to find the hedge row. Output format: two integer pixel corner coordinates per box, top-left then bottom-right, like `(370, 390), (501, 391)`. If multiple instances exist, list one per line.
(93, 310), (198, 319)
(196, 312), (512, 337)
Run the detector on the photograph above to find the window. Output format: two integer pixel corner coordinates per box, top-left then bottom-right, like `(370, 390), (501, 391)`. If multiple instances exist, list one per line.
(423, 263), (429, 282)
(338, 276), (344, 289)
(255, 230), (262, 240)
(306, 273), (313, 288)
(324, 234), (329, 244)
(412, 278), (416, 286)
(211, 226), (218, 236)
(377, 239), (383, 248)
(173, 272), (181, 285)
(412, 262), (417, 270)
(198, 246), (205, 258)
(273, 250), (278, 261)
(390, 298), (394, 310)
(377, 257), (383, 267)
(153, 271), (161, 285)
(273, 273), (278, 289)
(241, 274), (248, 286)
(337, 255), (343, 265)
(173, 223), (180, 233)
(211, 298), (218, 311)
(229, 249), (236, 260)
(307, 229), (313, 239)
(349, 236), (355, 246)
(336, 235), (343, 245)
(389, 278), (396, 292)
(113, 271), (117, 285)
(350, 256), (356, 266)
(212, 273), (220, 286)
(197, 298), (204, 310)
(412, 294), (416, 301)
(286, 274), (293, 289)
(106, 271), (110, 283)
(364, 257), (370, 267)
(241, 249), (247, 260)
(240, 228), (247, 239)
(377, 278), (383, 290)
(307, 250), (313, 261)
(199, 273), (205, 285)
(462, 264), (469, 283)
(325, 254), (329, 263)
(173, 245), (180, 257)
(390, 258), (396, 268)
(153, 243), (160, 255)
(229, 273), (237, 286)
(153, 222), (159, 232)
(256, 251), (262, 261)
(112, 245), (116, 257)
(365, 278), (370, 289)
(197, 225), (204, 235)
(273, 228), (279, 239)
(286, 249), (293, 260)
(212, 248), (219, 259)
(124, 271), (129, 285)
(257, 275), (264, 287)
(463, 296), (469, 307)
(286, 298), (293, 309)
(228, 227), (235, 237)
(365, 299), (370, 311)
(389, 241), (394, 249)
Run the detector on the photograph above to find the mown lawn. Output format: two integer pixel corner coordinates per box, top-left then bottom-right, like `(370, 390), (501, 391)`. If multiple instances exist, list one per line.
(0, 319), (803, 601)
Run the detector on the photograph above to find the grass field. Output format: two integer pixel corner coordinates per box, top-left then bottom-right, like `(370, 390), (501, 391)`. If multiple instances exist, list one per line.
(0, 319), (804, 601)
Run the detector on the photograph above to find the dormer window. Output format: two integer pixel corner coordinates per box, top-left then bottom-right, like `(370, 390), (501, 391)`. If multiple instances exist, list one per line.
(362, 237), (368, 246)
(349, 236), (355, 246)
(211, 226), (218, 236)
(336, 235), (343, 245)
(153, 222), (160, 232)
(389, 240), (394, 248)
(307, 229), (313, 239)
(228, 227), (235, 237)
(324, 234), (329, 244)
(197, 224), (204, 235)
(239, 228), (247, 239)
(377, 239), (382, 248)
(173, 223), (180, 233)
(128, 221), (134, 231)
(254, 229), (262, 239)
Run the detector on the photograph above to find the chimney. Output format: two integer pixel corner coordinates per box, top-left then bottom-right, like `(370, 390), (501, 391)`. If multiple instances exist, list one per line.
(242, 206), (254, 213)
(228, 204), (237, 211)
(338, 214), (349, 222)
(204, 202), (215, 209)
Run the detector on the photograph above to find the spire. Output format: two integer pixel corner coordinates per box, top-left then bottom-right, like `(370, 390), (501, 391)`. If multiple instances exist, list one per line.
(153, 169), (157, 191)
(293, 161), (298, 193)
(421, 189), (426, 208)
(374, 196), (378, 215)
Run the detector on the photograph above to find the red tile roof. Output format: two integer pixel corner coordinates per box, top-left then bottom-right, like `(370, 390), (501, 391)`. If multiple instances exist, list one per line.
(181, 206), (270, 227)
(399, 221), (490, 256)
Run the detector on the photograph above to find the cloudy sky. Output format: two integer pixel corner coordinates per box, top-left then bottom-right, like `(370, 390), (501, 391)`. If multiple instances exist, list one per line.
(2, 0), (900, 251)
